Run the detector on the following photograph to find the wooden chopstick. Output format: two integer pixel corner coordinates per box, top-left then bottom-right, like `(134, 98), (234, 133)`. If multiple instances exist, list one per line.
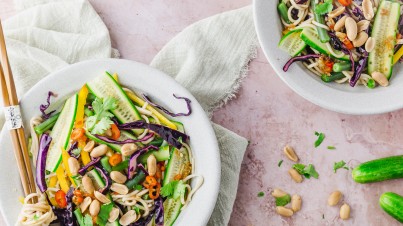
(0, 20), (36, 196)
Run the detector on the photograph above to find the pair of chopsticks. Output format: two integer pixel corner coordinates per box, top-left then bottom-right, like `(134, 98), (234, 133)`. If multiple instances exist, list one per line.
(0, 20), (36, 196)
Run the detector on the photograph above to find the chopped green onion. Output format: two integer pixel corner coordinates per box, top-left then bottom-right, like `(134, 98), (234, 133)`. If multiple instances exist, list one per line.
(257, 191), (265, 197)
(278, 160), (284, 167)
(327, 146), (336, 150)
(314, 131), (325, 148)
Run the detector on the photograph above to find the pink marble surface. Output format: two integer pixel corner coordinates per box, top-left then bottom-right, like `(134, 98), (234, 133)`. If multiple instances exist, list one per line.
(1, 1), (403, 226)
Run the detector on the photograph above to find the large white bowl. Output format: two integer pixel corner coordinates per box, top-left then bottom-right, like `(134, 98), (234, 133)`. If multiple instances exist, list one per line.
(253, 0), (403, 115)
(0, 59), (220, 226)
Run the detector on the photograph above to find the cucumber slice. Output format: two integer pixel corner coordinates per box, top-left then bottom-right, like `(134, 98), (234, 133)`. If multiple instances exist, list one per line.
(163, 147), (191, 186)
(46, 94), (78, 172)
(278, 29), (306, 57)
(171, 120), (185, 133)
(368, 0), (401, 79)
(86, 73), (142, 135)
(300, 28), (349, 61)
(87, 169), (106, 190)
(139, 145), (171, 164)
(163, 198), (182, 226)
(85, 130), (143, 152)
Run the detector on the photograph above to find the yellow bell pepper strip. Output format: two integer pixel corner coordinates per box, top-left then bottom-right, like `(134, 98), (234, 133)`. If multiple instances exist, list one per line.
(61, 148), (77, 187)
(18, 196), (24, 204)
(46, 175), (59, 206)
(124, 90), (177, 130)
(75, 86), (91, 165)
(112, 73), (119, 82)
(55, 165), (70, 193)
(393, 46), (403, 65)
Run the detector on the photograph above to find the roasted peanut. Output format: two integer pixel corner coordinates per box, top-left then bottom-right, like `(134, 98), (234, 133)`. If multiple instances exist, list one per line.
(345, 17), (358, 41)
(328, 191), (343, 206)
(291, 194), (302, 212)
(340, 203), (351, 220)
(334, 16), (347, 32)
(111, 183), (129, 195)
(80, 197), (92, 213)
(68, 157), (80, 176)
(90, 144), (108, 157)
(372, 71), (389, 87)
(119, 210), (137, 226)
(271, 188), (288, 198)
(147, 154), (157, 176)
(89, 199), (100, 216)
(362, 0), (374, 20)
(329, 6), (345, 18)
(83, 140), (95, 152)
(94, 191), (111, 204)
(276, 206), (294, 217)
(283, 145), (299, 162)
(365, 37), (375, 52)
(82, 175), (95, 194)
(121, 143), (138, 157)
(353, 31), (369, 47)
(288, 168), (303, 183)
(110, 171), (127, 184)
(108, 207), (120, 223)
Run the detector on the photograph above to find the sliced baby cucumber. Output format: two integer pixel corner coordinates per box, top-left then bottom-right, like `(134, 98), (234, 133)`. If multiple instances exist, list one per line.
(352, 155), (403, 183)
(164, 197), (182, 226)
(278, 29), (306, 57)
(86, 72), (142, 135)
(368, 0), (401, 79)
(380, 192), (403, 223)
(46, 94), (78, 172)
(139, 145), (171, 164)
(87, 168), (106, 190)
(171, 120), (185, 133)
(163, 147), (191, 186)
(300, 28), (349, 61)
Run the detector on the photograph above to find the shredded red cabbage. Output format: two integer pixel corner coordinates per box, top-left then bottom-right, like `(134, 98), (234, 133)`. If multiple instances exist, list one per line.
(94, 166), (111, 194)
(283, 54), (321, 72)
(36, 133), (52, 193)
(94, 133), (154, 144)
(78, 157), (101, 175)
(142, 94), (192, 117)
(117, 121), (189, 149)
(127, 146), (158, 179)
(40, 91), (56, 119)
(52, 188), (75, 226)
(295, 0), (308, 3)
(350, 49), (368, 87)
(67, 142), (80, 159)
(137, 163), (149, 176)
(352, 7), (364, 20)
(154, 197), (164, 226)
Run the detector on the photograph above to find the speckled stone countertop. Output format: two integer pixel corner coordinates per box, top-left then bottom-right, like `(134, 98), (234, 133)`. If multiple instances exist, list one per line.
(1, 1), (402, 225)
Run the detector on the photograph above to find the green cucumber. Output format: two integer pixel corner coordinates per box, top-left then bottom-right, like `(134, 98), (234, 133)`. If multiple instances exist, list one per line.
(46, 94), (78, 172)
(380, 192), (403, 223)
(85, 130), (143, 152)
(163, 197), (182, 226)
(352, 155), (403, 183)
(171, 120), (185, 133)
(87, 168), (106, 190)
(279, 29), (306, 57)
(163, 147), (191, 186)
(139, 145), (171, 164)
(368, 0), (401, 79)
(300, 28), (349, 61)
(86, 73), (142, 135)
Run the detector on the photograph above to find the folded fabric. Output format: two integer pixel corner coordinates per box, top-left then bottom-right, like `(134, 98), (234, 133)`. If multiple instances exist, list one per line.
(150, 6), (257, 225)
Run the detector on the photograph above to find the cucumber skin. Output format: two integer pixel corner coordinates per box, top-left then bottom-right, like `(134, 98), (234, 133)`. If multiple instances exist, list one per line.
(163, 198), (182, 226)
(278, 29), (306, 57)
(368, 1), (401, 79)
(352, 155), (403, 183)
(380, 192), (403, 223)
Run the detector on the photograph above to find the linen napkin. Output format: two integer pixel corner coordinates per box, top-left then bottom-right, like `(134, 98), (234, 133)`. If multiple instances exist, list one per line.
(1, 0), (257, 225)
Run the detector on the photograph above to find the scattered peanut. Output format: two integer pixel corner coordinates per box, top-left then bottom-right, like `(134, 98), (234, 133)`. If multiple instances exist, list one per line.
(90, 144), (108, 157)
(110, 171), (127, 184)
(365, 37), (375, 52)
(104, 129), (112, 137)
(271, 188), (288, 198)
(328, 190), (343, 206)
(357, 20), (370, 32)
(291, 195), (302, 212)
(119, 210), (137, 226)
(147, 154), (157, 176)
(83, 140), (95, 152)
(276, 206), (294, 217)
(82, 175), (95, 194)
(329, 6), (345, 18)
(121, 143), (138, 157)
(288, 168), (303, 183)
(283, 145), (299, 162)
(334, 16), (347, 32)
(80, 197), (92, 213)
(68, 157), (80, 176)
(89, 199), (101, 217)
(108, 207), (120, 223)
(111, 183), (129, 195)
(94, 191), (111, 204)
(371, 71), (389, 87)
(340, 203), (351, 220)
(345, 17), (358, 41)
(362, 0), (374, 20)
(353, 31), (369, 47)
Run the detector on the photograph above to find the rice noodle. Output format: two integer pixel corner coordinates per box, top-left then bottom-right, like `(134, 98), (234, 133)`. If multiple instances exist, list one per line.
(17, 193), (56, 226)
(29, 116), (43, 167)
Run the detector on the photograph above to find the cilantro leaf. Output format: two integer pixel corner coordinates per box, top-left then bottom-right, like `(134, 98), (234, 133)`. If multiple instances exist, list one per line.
(278, 160), (284, 167)
(86, 97), (117, 135)
(161, 180), (187, 200)
(275, 194), (291, 206)
(96, 203), (114, 226)
(257, 191), (265, 197)
(91, 117), (113, 135)
(333, 160), (349, 173)
(314, 131), (325, 148)
(33, 215), (39, 221)
(314, 0), (333, 15)
(292, 163), (319, 179)
(133, 206), (141, 214)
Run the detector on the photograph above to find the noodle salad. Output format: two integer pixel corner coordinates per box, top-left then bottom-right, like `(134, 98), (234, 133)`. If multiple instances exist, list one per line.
(17, 72), (203, 226)
(278, 0), (403, 88)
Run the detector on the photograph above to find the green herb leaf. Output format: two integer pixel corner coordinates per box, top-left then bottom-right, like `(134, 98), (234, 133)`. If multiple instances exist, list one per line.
(71, 148), (82, 156)
(314, 0), (333, 15)
(327, 146), (336, 150)
(161, 180), (187, 200)
(33, 215), (39, 221)
(275, 194), (291, 206)
(87, 97), (118, 135)
(333, 160), (349, 173)
(96, 203), (114, 226)
(314, 131), (325, 148)
(134, 184), (143, 190)
(82, 214), (93, 226)
(278, 160), (284, 167)
(292, 163), (319, 179)
(133, 206), (141, 214)
(257, 191), (265, 197)
(91, 117), (114, 135)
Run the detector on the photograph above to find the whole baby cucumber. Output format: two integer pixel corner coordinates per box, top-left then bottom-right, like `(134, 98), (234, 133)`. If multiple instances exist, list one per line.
(352, 155), (403, 183)
(380, 192), (403, 223)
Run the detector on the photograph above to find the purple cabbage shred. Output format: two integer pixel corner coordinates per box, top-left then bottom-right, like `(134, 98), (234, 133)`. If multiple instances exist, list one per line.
(94, 166), (111, 194)
(142, 94), (192, 117)
(95, 133), (154, 144)
(78, 157), (101, 175)
(350, 48), (368, 87)
(283, 54), (321, 72)
(40, 91), (56, 120)
(67, 142), (80, 159)
(128, 146), (158, 179)
(36, 133), (52, 193)
(52, 188), (75, 226)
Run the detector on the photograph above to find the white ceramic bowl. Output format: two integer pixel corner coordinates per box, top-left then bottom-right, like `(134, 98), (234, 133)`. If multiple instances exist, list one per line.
(0, 59), (220, 226)
(253, 0), (403, 115)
